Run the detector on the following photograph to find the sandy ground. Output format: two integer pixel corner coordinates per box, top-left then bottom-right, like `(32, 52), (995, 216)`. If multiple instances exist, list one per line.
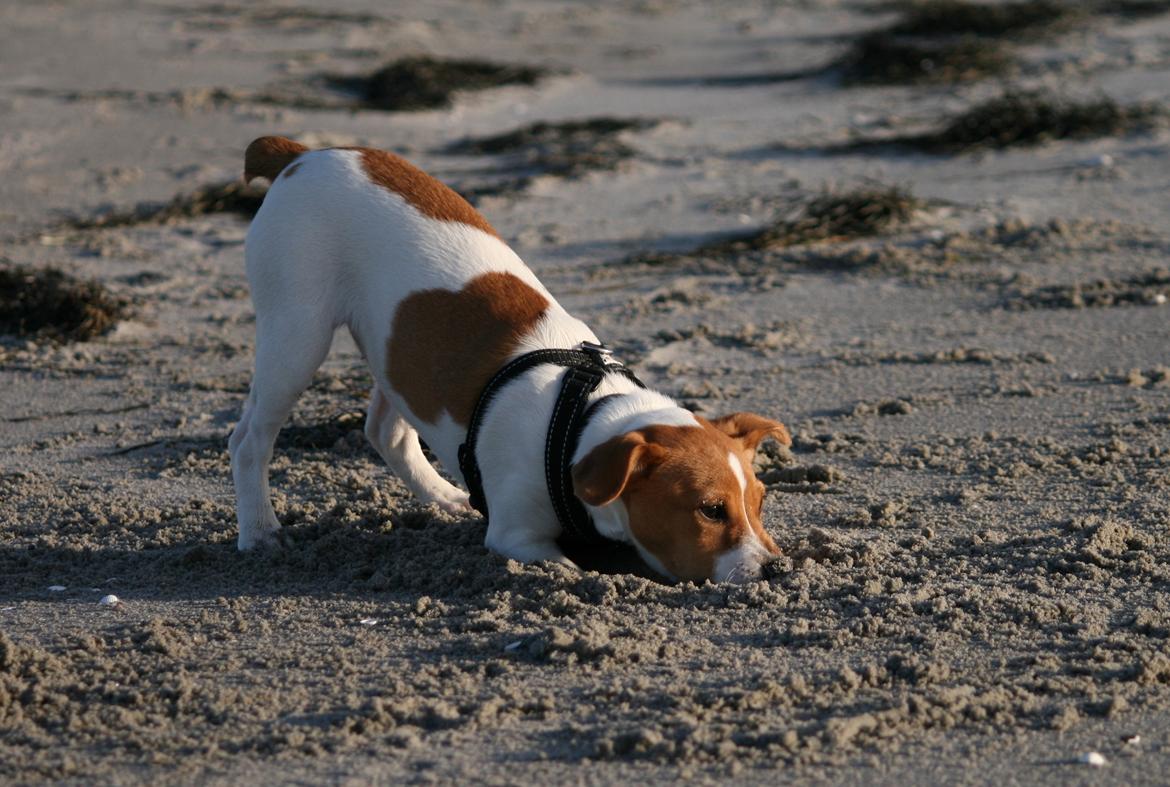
(3, 0), (1170, 784)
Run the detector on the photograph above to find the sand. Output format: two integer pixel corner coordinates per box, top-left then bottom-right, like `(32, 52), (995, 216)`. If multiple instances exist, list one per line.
(3, 0), (1170, 783)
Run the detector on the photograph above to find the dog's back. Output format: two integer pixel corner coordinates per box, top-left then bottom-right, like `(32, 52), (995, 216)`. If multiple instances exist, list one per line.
(245, 140), (546, 337)
(239, 137), (593, 473)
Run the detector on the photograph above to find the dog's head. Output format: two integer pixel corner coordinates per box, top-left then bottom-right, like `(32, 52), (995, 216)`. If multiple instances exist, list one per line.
(572, 412), (790, 583)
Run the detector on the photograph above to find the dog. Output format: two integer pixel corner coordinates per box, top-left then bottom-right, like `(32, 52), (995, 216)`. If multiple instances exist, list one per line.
(230, 136), (791, 583)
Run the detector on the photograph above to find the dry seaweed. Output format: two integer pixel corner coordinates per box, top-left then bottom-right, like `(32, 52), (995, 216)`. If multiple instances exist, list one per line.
(332, 56), (548, 112)
(920, 91), (1163, 151)
(699, 186), (921, 255)
(447, 117), (659, 182)
(848, 91), (1164, 153)
(1103, 0), (1170, 17)
(0, 263), (126, 342)
(22, 56), (549, 115)
(841, 33), (1015, 85)
(450, 118), (656, 156)
(891, 0), (1078, 37)
(67, 181), (267, 229)
(449, 119), (647, 178)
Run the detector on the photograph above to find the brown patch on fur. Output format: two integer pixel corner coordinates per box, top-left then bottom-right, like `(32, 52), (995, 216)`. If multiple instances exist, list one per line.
(244, 136), (308, 183)
(387, 272), (549, 425)
(573, 416), (784, 581)
(350, 147), (500, 238)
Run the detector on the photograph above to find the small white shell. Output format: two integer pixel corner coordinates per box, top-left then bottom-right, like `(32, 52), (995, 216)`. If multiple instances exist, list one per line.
(358, 618), (379, 626)
(99, 594), (120, 606)
(1078, 751), (1107, 767)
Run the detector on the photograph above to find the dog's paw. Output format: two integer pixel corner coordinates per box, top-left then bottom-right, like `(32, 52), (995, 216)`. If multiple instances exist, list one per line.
(237, 526), (290, 552)
(434, 490), (472, 515)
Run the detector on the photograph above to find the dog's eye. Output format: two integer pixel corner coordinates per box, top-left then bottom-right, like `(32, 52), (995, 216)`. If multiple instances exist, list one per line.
(698, 502), (728, 522)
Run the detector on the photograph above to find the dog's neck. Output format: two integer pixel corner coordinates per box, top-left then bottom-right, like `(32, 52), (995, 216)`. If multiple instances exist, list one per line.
(573, 384), (698, 544)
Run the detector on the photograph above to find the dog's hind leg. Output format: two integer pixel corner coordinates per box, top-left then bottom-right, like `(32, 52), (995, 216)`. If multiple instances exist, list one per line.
(364, 386), (470, 514)
(230, 312), (334, 550)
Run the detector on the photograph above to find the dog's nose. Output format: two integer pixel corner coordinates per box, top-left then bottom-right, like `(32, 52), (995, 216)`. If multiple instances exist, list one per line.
(761, 557), (784, 581)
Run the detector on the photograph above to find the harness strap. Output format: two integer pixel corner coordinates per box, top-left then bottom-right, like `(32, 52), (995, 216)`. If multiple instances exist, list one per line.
(457, 343), (644, 543)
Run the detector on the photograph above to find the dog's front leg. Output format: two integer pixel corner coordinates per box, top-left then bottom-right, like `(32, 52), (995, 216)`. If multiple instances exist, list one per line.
(483, 499), (577, 569)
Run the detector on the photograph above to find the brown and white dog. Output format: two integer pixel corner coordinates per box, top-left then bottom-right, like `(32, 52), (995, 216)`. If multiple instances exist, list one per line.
(230, 136), (791, 583)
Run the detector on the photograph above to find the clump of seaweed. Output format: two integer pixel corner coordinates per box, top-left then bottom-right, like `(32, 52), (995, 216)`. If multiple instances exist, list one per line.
(842, 91), (1165, 153)
(911, 91), (1164, 152)
(447, 117), (659, 181)
(891, 0), (1078, 37)
(835, 0), (1078, 86)
(333, 56), (548, 112)
(841, 33), (1015, 85)
(68, 181), (266, 229)
(0, 263), (127, 342)
(699, 186), (921, 255)
(1104, 0), (1170, 18)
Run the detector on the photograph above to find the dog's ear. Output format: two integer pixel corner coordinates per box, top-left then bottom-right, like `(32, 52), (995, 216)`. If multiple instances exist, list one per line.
(572, 432), (665, 507)
(708, 412), (791, 455)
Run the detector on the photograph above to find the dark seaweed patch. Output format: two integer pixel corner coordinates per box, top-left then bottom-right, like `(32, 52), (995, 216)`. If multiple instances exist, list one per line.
(1009, 269), (1170, 309)
(699, 186), (920, 255)
(0, 263), (126, 342)
(448, 117), (658, 184)
(447, 117), (660, 200)
(1104, 0), (1170, 18)
(26, 56), (549, 115)
(332, 56), (548, 112)
(891, 0), (1078, 37)
(919, 91), (1163, 151)
(841, 33), (1014, 85)
(67, 181), (266, 229)
(850, 91), (1164, 153)
(832, 0), (1076, 87)
(450, 118), (655, 157)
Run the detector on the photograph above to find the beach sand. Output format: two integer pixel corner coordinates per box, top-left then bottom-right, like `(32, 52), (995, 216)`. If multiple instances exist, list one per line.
(2, 1), (1170, 783)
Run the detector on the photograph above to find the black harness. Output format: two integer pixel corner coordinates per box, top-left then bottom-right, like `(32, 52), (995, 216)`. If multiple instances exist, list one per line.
(457, 342), (645, 543)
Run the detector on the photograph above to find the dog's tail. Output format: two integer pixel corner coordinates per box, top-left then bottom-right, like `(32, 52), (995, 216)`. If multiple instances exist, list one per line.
(244, 136), (309, 183)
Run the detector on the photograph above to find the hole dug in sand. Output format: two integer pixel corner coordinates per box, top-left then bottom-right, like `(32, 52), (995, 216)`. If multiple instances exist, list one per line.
(0, 263), (126, 342)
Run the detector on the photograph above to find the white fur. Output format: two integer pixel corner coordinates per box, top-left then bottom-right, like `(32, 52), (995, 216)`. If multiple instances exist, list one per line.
(230, 148), (714, 571)
(713, 452), (771, 582)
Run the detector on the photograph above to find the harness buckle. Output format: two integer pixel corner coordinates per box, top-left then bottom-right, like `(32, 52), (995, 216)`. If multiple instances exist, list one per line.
(578, 341), (616, 367)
